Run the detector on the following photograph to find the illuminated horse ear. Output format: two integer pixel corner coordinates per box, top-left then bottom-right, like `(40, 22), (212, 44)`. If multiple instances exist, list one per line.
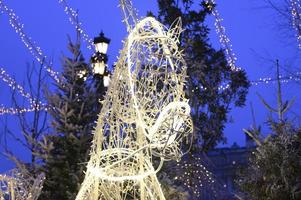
(167, 17), (183, 44)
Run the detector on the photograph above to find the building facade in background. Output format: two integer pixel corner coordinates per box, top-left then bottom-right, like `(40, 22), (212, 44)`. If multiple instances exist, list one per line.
(205, 135), (255, 199)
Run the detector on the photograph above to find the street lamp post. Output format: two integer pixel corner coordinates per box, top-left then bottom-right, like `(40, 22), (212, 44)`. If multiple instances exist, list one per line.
(103, 69), (111, 87)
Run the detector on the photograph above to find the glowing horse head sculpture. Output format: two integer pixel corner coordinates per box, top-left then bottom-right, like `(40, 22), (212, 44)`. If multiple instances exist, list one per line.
(126, 17), (192, 160)
(76, 11), (192, 200)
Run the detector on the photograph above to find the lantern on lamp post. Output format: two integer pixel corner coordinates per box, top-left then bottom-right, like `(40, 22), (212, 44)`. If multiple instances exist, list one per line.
(94, 32), (110, 54)
(91, 52), (107, 75)
(91, 31), (111, 87)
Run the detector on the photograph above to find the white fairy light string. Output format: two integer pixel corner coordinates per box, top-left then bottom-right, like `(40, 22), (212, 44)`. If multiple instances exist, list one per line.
(0, 105), (47, 116)
(0, 67), (48, 116)
(0, 0), (60, 83)
(290, 0), (301, 48)
(201, 0), (301, 90)
(58, 0), (94, 50)
(205, 0), (241, 72)
(0, 67), (33, 103)
(251, 72), (301, 85)
(223, 73), (301, 90)
(192, 72), (301, 92)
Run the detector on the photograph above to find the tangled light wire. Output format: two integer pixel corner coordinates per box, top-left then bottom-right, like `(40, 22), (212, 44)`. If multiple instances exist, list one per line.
(76, 1), (193, 199)
(0, 170), (45, 200)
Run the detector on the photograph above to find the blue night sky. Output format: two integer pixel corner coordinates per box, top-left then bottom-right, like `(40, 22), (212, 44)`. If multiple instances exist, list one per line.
(0, 0), (300, 172)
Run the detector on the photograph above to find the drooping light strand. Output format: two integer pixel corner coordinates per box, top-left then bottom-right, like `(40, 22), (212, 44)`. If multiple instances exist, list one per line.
(251, 72), (301, 85)
(222, 74), (301, 90)
(0, 0), (60, 83)
(58, 0), (94, 50)
(0, 67), (33, 103)
(0, 67), (47, 115)
(191, 72), (301, 93)
(205, 0), (241, 72)
(0, 105), (47, 116)
(290, 0), (301, 48)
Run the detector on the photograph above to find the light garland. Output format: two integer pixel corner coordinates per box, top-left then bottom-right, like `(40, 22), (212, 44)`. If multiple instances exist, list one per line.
(0, 67), (47, 116)
(290, 0), (301, 48)
(205, 0), (241, 72)
(251, 72), (301, 85)
(58, 0), (94, 50)
(0, 105), (47, 116)
(0, 0), (60, 83)
(191, 72), (301, 93)
(0, 67), (33, 103)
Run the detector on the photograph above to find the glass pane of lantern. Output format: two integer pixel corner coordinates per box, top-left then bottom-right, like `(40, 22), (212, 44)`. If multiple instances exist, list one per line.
(103, 75), (110, 87)
(93, 62), (106, 75)
(78, 70), (87, 79)
(95, 43), (109, 54)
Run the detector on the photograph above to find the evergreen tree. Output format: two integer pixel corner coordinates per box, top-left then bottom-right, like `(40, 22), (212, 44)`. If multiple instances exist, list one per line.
(155, 0), (250, 151)
(40, 34), (105, 200)
(238, 61), (301, 200)
(239, 124), (301, 200)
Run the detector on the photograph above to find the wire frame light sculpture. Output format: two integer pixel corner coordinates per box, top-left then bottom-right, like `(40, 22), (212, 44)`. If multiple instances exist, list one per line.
(0, 170), (45, 200)
(76, 15), (193, 200)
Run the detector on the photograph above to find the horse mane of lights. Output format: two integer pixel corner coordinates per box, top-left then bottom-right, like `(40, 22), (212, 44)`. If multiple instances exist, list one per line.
(75, 1), (193, 199)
